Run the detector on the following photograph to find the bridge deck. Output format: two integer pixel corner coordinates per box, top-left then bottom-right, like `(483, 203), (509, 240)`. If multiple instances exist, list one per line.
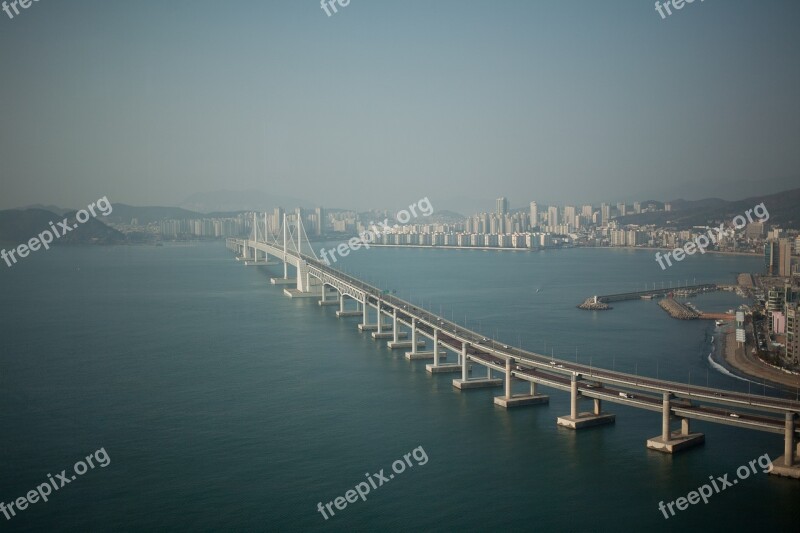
(228, 238), (800, 437)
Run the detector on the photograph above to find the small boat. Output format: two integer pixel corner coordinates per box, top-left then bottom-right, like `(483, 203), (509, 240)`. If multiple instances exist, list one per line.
(715, 320), (724, 327)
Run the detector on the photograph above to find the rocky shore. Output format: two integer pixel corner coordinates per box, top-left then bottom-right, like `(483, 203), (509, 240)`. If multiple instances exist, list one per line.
(577, 298), (610, 311)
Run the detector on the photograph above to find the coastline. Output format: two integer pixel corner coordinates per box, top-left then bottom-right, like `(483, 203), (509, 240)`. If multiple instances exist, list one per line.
(716, 326), (800, 391)
(361, 243), (761, 257)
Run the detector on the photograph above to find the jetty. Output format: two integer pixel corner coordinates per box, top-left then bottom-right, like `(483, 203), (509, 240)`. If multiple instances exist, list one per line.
(659, 298), (699, 320)
(578, 284), (717, 310)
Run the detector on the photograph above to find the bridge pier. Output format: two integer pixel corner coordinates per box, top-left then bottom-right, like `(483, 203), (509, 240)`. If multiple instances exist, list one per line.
(318, 285), (339, 306)
(387, 310), (417, 348)
(336, 297), (361, 317)
(401, 318), (430, 355)
(358, 302), (384, 331)
(494, 358), (549, 408)
(371, 301), (406, 339)
(426, 329), (459, 371)
(770, 412), (800, 479)
(557, 374), (615, 429)
(646, 392), (704, 453)
(454, 343), (501, 389)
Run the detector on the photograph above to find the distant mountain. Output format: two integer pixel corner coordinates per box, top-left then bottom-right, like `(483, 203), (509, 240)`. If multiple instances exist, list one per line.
(617, 188), (800, 229)
(104, 204), (204, 225)
(180, 190), (314, 213)
(22, 204), (71, 216)
(0, 208), (125, 245)
(668, 198), (729, 211)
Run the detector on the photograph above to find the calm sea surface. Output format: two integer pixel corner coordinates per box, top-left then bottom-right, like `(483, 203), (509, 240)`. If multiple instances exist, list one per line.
(0, 242), (797, 532)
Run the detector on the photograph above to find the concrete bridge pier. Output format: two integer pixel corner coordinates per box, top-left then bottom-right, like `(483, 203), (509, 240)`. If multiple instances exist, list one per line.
(388, 309), (418, 348)
(372, 302), (406, 340)
(646, 392), (704, 453)
(318, 285), (339, 306)
(243, 248), (278, 266)
(270, 255), (296, 285)
(284, 260), (321, 298)
(358, 300), (383, 331)
(336, 295), (361, 317)
(557, 374), (615, 429)
(494, 358), (549, 408)
(454, 343), (501, 390)
(426, 329), (459, 372)
(770, 412), (800, 479)
(358, 301), (379, 331)
(397, 317), (427, 353)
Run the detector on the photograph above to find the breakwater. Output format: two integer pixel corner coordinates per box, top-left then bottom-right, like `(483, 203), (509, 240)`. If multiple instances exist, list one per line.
(578, 284), (717, 310)
(658, 298), (699, 320)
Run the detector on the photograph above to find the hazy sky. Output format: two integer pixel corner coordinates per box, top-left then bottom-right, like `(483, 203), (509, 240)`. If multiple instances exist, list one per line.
(1, 0), (799, 213)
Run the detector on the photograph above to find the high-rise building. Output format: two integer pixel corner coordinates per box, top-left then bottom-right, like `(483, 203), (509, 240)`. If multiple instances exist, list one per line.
(563, 206), (576, 226)
(746, 222), (765, 238)
(779, 238), (793, 277)
(315, 207), (325, 236)
(601, 203), (610, 225)
(547, 206), (559, 228)
(633, 202), (641, 214)
(496, 197), (509, 216)
(765, 240), (779, 275)
(273, 207), (285, 232)
(581, 204), (593, 218)
(616, 203), (627, 217)
(530, 202), (538, 229)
